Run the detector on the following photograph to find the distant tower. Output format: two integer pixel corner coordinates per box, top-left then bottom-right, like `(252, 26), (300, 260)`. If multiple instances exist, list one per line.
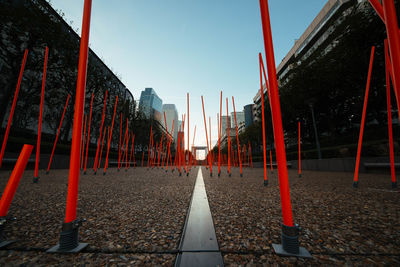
(139, 88), (163, 121)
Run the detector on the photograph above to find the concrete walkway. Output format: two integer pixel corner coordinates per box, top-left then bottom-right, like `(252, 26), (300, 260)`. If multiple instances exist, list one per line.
(175, 167), (223, 267)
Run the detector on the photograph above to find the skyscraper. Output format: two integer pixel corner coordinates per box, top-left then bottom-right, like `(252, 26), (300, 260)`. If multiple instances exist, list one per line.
(244, 104), (254, 128)
(162, 104), (179, 142)
(139, 88), (163, 121)
(221, 116), (231, 137)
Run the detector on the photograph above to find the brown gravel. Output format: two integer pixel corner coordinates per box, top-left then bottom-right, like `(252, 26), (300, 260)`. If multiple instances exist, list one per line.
(204, 166), (400, 265)
(0, 166), (196, 266)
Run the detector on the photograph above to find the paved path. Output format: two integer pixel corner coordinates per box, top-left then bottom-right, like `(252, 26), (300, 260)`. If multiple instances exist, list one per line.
(175, 167), (223, 267)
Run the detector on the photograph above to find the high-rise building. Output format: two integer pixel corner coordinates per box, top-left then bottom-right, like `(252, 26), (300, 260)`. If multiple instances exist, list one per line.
(221, 116), (231, 137)
(139, 88), (163, 121)
(231, 111), (245, 129)
(162, 104), (179, 142)
(244, 104), (254, 128)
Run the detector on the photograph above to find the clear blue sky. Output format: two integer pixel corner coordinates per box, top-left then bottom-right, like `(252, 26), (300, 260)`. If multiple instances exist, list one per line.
(49, 0), (328, 153)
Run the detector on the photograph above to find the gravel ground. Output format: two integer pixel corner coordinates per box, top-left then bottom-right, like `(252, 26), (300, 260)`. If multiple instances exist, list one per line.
(204, 166), (400, 265)
(0, 166), (196, 266)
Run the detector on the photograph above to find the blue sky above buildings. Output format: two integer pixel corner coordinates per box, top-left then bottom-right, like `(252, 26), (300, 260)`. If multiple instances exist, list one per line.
(49, 0), (328, 148)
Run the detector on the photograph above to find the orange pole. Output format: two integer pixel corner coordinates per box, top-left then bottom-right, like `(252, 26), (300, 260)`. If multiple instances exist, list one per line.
(201, 96), (212, 175)
(118, 113), (123, 169)
(232, 96), (242, 176)
(298, 121), (301, 177)
(189, 125), (196, 171)
(98, 126), (107, 169)
(47, 94), (71, 173)
(120, 118), (129, 170)
(93, 90), (108, 173)
(80, 114), (87, 169)
(187, 93), (189, 173)
(34, 46), (49, 181)
(147, 126), (153, 169)
(219, 92), (222, 174)
(166, 120), (175, 171)
(64, 0), (92, 223)
(259, 53), (269, 184)
(176, 124), (182, 174)
(0, 49), (28, 168)
(259, 0), (294, 226)
(369, 0), (384, 22)
(0, 145), (33, 216)
(104, 95), (118, 173)
(209, 116), (212, 166)
(385, 39), (397, 188)
(84, 92), (94, 174)
(226, 98), (231, 175)
(353, 46), (375, 187)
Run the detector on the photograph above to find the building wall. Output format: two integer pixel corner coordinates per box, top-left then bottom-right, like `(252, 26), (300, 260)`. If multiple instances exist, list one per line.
(244, 104), (254, 128)
(139, 87), (163, 121)
(221, 115), (231, 138)
(162, 104), (179, 142)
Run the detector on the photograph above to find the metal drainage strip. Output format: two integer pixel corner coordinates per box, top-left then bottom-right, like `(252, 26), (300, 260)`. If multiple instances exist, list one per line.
(175, 167), (224, 267)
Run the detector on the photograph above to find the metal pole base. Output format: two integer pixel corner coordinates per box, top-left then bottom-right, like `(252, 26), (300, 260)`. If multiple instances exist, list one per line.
(228, 173), (231, 177)
(103, 172), (106, 175)
(218, 172), (220, 177)
(179, 172), (182, 176)
(240, 173), (243, 177)
(210, 173), (212, 177)
(33, 177), (39, 183)
(0, 217), (15, 249)
(353, 181), (358, 188)
(264, 180), (268, 186)
(298, 174), (301, 178)
(83, 171), (86, 175)
(47, 219), (88, 253)
(186, 172), (189, 176)
(93, 171), (97, 175)
(392, 181), (397, 188)
(272, 224), (311, 258)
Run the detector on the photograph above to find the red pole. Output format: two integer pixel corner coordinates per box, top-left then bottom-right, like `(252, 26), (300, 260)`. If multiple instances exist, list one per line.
(162, 111), (169, 168)
(209, 116), (212, 166)
(259, 0), (294, 226)
(385, 39), (397, 188)
(93, 90), (107, 173)
(201, 96), (213, 175)
(259, 53), (269, 184)
(226, 98), (231, 175)
(34, 46), (49, 181)
(120, 118), (129, 171)
(166, 120), (175, 171)
(219, 92), (222, 174)
(232, 96), (242, 176)
(0, 49), (28, 168)
(187, 93), (189, 173)
(147, 126), (153, 169)
(177, 124), (182, 174)
(353, 46), (375, 187)
(80, 114), (87, 169)
(97, 126), (107, 169)
(382, 0), (400, 112)
(118, 113), (123, 169)
(298, 121), (301, 177)
(190, 125), (196, 171)
(47, 94), (71, 173)
(369, 0), (385, 22)
(65, 0), (92, 224)
(104, 96), (118, 173)
(0, 144), (33, 217)
(84, 92), (94, 174)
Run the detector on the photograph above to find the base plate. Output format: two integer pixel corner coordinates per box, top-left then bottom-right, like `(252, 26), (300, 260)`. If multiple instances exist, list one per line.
(272, 243), (312, 258)
(47, 242), (88, 253)
(0, 240), (15, 249)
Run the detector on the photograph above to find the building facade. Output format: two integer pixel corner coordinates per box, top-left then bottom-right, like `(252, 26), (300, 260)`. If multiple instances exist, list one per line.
(253, 0), (354, 120)
(244, 104), (254, 128)
(221, 115), (231, 138)
(230, 111), (245, 130)
(139, 88), (163, 121)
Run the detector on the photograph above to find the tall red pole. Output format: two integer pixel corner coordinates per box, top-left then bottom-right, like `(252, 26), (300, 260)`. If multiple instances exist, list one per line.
(120, 118), (129, 171)
(385, 39), (397, 188)
(232, 96), (242, 176)
(97, 126), (107, 169)
(166, 120), (175, 172)
(209, 116), (212, 166)
(34, 46), (49, 182)
(382, 0), (400, 114)
(298, 121), (301, 177)
(64, 0), (92, 225)
(177, 124), (182, 174)
(93, 90), (107, 173)
(84, 92), (94, 174)
(118, 113), (123, 169)
(0, 49), (28, 168)
(190, 125), (196, 170)
(218, 91), (222, 175)
(353, 46), (375, 187)
(259, 0), (294, 227)
(147, 126), (153, 169)
(0, 145), (33, 217)
(226, 98), (231, 175)
(104, 96), (118, 174)
(201, 96), (212, 175)
(80, 114), (87, 169)
(187, 93), (189, 173)
(259, 53), (269, 184)
(47, 94), (71, 173)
